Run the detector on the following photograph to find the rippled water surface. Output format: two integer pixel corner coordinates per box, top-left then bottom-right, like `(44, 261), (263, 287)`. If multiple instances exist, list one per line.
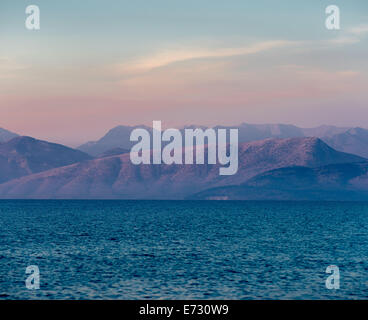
(0, 200), (367, 299)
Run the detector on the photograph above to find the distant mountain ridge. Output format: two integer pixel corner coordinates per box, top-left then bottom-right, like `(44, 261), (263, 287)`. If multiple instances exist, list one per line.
(0, 124), (367, 200)
(77, 123), (368, 158)
(0, 136), (92, 183)
(78, 125), (151, 156)
(191, 162), (368, 201)
(0, 137), (363, 199)
(0, 128), (19, 143)
(322, 127), (368, 158)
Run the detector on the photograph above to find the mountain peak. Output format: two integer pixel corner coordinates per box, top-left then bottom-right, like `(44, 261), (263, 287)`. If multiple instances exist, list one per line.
(0, 136), (92, 184)
(322, 127), (368, 158)
(78, 125), (151, 156)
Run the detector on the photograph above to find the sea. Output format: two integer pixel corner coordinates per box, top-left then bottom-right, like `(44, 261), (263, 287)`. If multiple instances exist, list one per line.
(0, 200), (367, 299)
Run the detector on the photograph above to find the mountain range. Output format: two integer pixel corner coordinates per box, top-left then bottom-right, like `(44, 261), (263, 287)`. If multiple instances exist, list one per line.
(190, 162), (368, 201)
(77, 123), (368, 158)
(0, 136), (92, 184)
(0, 123), (368, 200)
(0, 136), (364, 199)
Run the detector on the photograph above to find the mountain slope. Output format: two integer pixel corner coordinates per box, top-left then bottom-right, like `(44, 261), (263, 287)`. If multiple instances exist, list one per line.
(0, 136), (92, 183)
(215, 123), (305, 142)
(0, 137), (363, 199)
(0, 128), (19, 143)
(190, 162), (368, 200)
(301, 125), (350, 138)
(322, 127), (368, 158)
(78, 125), (151, 156)
(97, 147), (129, 158)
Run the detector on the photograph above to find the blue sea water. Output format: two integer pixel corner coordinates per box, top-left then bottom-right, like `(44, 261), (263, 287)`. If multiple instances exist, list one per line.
(0, 200), (367, 299)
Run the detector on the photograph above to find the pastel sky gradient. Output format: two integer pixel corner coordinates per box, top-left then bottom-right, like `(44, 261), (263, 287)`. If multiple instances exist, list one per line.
(1, 0), (367, 146)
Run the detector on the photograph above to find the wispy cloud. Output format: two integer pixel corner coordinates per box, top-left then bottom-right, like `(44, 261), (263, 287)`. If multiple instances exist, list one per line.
(349, 24), (368, 36)
(330, 24), (368, 45)
(117, 40), (296, 74)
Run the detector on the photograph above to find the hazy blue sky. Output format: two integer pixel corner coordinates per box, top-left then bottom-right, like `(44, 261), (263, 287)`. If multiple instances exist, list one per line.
(1, 1), (367, 146)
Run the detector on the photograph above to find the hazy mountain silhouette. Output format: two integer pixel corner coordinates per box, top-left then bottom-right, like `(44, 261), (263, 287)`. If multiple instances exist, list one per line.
(301, 125), (350, 138)
(0, 136), (92, 183)
(0, 137), (363, 199)
(77, 123), (368, 158)
(191, 162), (368, 200)
(322, 127), (368, 158)
(0, 128), (18, 143)
(78, 125), (151, 156)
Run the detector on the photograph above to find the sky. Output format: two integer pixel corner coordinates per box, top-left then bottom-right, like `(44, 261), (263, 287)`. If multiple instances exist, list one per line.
(0, 0), (367, 146)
